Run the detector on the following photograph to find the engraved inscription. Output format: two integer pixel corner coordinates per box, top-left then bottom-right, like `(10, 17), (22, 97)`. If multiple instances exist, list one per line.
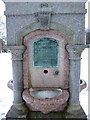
(33, 38), (59, 67)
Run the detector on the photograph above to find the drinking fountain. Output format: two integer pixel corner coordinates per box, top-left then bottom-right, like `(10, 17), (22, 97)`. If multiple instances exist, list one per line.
(1, 1), (88, 119)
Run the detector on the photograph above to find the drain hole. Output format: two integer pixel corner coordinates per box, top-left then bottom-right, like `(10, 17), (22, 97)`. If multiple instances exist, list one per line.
(44, 70), (48, 74)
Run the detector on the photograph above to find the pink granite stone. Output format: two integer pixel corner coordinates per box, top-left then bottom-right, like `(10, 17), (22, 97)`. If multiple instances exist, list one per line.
(23, 30), (69, 89)
(23, 89), (69, 114)
(80, 79), (87, 92)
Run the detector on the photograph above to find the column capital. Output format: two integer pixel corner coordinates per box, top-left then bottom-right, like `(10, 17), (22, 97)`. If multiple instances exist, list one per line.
(66, 45), (87, 60)
(8, 45), (25, 60)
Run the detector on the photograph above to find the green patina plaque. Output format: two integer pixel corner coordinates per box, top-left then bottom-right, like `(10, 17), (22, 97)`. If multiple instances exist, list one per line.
(33, 38), (59, 67)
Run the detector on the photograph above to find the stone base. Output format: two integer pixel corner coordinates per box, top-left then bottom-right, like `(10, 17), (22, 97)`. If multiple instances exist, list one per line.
(66, 104), (87, 118)
(5, 107), (87, 120)
(4, 103), (87, 119)
(2, 118), (88, 120)
(6, 103), (28, 119)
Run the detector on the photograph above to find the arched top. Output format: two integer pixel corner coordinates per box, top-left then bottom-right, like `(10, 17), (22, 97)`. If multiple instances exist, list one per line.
(16, 22), (75, 45)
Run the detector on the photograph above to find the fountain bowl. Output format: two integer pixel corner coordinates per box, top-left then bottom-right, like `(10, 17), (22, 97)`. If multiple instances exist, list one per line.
(23, 89), (69, 114)
(29, 88), (62, 98)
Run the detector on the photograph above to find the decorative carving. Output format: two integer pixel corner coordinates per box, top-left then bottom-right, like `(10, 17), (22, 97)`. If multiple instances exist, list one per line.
(66, 45), (87, 60)
(9, 46), (25, 61)
(34, 3), (52, 30)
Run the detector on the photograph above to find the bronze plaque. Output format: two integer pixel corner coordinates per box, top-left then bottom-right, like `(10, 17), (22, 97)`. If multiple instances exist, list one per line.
(33, 38), (59, 67)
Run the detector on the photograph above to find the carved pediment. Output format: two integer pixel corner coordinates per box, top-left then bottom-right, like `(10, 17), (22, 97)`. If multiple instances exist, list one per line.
(34, 3), (52, 30)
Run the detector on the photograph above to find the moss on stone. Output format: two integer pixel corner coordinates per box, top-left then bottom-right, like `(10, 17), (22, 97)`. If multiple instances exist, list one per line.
(27, 111), (66, 118)
(16, 22), (75, 45)
(51, 22), (75, 44)
(28, 65), (32, 88)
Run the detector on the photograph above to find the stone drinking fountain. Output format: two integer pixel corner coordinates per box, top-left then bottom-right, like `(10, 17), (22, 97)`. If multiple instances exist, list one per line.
(0, 1), (88, 119)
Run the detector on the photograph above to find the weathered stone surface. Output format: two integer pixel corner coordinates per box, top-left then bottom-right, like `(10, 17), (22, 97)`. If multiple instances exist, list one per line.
(5, 2), (86, 45)
(34, 3), (52, 30)
(66, 104), (87, 118)
(66, 44), (87, 104)
(23, 89), (69, 114)
(6, 103), (28, 118)
(23, 30), (69, 88)
(4, 2), (86, 15)
(3, 1), (87, 119)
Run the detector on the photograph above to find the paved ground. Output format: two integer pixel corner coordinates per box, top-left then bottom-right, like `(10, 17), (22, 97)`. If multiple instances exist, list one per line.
(0, 49), (88, 119)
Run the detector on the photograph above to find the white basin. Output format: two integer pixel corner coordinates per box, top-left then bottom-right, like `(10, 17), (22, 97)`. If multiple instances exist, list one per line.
(29, 88), (62, 98)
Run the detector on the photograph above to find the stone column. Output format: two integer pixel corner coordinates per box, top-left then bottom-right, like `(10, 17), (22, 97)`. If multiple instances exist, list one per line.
(66, 44), (87, 118)
(6, 46), (28, 119)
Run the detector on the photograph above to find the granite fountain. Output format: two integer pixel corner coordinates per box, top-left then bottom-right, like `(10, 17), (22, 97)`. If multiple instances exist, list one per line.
(0, 1), (88, 119)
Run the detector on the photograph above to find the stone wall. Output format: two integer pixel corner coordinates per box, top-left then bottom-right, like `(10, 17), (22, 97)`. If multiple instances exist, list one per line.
(5, 2), (86, 45)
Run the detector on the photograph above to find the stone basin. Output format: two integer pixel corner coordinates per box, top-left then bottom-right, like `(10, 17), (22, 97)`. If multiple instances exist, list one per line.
(29, 88), (62, 98)
(23, 89), (69, 114)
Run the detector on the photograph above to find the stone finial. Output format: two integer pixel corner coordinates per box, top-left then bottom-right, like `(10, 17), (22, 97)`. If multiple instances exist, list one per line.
(34, 3), (52, 30)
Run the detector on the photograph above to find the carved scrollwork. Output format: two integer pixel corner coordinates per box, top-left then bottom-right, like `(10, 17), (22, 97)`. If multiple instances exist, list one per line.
(66, 45), (87, 60)
(34, 3), (52, 30)
(9, 46), (25, 61)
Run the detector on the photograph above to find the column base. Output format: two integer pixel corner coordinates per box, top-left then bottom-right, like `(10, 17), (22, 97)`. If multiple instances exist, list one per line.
(66, 103), (87, 118)
(5, 103), (87, 119)
(6, 103), (29, 119)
